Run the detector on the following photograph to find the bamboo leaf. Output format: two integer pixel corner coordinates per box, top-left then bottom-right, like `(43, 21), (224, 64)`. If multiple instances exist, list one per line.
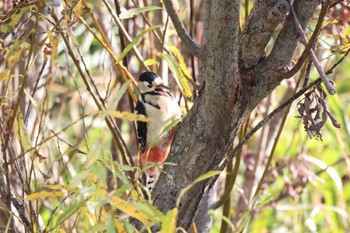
(159, 208), (178, 233)
(176, 171), (222, 206)
(42, 184), (80, 193)
(0, 73), (16, 81)
(119, 6), (162, 19)
(158, 53), (192, 98)
(24, 89), (40, 116)
(106, 110), (152, 122)
(116, 26), (161, 64)
(209, 209), (236, 231)
(14, 110), (32, 153)
(169, 45), (192, 79)
(6, 40), (30, 68)
(148, 119), (180, 149)
(56, 199), (87, 226)
(27, 191), (65, 201)
(109, 196), (153, 224)
(144, 59), (159, 66)
(70, 170), (90, 186)
(0, 9), (28, 33)
(115, 80), (131, 104)
(107, 215), (116, 233)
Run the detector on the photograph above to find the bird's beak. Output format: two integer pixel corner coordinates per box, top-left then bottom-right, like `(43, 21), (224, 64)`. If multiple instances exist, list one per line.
(157, 84), (170, 90)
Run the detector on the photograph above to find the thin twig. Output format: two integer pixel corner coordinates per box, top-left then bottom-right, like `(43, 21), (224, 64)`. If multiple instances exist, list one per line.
(288, 0), (335, 95)
(220, 47), (350, 171)
(101, 0), (149, 71)
(163, 0), (203, 59)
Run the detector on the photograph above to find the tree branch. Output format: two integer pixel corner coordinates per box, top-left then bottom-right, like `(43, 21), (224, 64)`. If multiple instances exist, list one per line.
(265, 0), (321, 71)
(288, 0), (336, 94)
(163, 0), (204, 59)
(220, 47), (350, 171)
(239, 0), (290, 69)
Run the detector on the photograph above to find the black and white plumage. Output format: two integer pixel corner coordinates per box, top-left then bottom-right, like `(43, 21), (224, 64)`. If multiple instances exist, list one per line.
(134, 71), (182, 193)
(135, 71), (181, 153)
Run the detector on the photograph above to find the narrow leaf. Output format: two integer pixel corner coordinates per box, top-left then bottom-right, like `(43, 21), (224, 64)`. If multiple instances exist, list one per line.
(69, 170), (90, 186)
(14, 110), (32, 153)
(144, 59), (159, 66)
(109, 196), (153, 224)
(106, 110), (152, 122)
(56, 199), (87, 225)
(176, 171), (222, 206)
(27, 191), (65, 201)
(169, 45), (192, 79)
(158, 53), (192, 97)
(116, 26), (160, 64)
(24, 89), (40, 116)
(42, 184), (80, 193)
(119, 6), (162, 19)
(115, 80), (131, 104)
(148, 119), (180, 149)
(159, 208), (178, 233)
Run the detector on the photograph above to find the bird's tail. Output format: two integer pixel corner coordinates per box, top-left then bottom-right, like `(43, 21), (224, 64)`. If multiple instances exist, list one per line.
(141, 167), (159, 199)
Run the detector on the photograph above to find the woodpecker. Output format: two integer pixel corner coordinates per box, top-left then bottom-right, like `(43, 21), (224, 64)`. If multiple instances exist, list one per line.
(134, 72), (181, 193)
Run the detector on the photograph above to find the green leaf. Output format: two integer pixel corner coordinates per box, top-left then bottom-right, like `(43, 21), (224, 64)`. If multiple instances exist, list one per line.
(69, 170), (90, 186)
(159, 208), (177, 233)
(176, 170), (222, 206)
(0, 8), (29, 33)
(119, 6), (162, 19)
(106, 215), (116, 233)
(158, 53), (192, 98)
(343, 25), (350, 37)
(5, 40), (30, 69)
(115, 80), (131, 104)
(144, 59), (159, 66)
(208, 209), (235, 231)
(56, 199), (87, 226)
(116, 25), (161, 64)
(148, 119), (180, 149)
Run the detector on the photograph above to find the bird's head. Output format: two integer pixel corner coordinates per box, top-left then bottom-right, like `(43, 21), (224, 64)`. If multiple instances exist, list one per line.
(138, 72), (170, 94)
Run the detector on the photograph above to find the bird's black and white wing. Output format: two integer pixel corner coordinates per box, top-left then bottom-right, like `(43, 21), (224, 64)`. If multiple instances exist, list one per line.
(135, 100), (147, 152)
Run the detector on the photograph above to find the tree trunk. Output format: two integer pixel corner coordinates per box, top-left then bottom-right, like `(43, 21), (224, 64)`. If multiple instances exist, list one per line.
(152, 0), (321, 230)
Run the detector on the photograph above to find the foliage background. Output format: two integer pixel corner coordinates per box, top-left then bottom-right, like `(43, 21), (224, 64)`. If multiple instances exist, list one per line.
(0, 0), (349, 232)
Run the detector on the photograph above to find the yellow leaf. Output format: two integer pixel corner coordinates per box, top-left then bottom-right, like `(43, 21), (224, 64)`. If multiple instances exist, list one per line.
(131, 189), (139, 201)
(86, 209), (97, 225)
(0, 73), (16, 81)
(0, 13), (22, 33)
(144, 59), (158, 66)
(75, 0), (85, 15)
(159, 208), (178, 233)
(169, 45), (192, 79)
(106, 110), (152, 122)
(109, 196), (153, 224)
(42, 184), (80, 193)
(158, 53), (192, 98)
(115, 220), (126, 233)
(14, 110), (32, 153)
(27, 191), (65, 201)
(24, 89), (40, 116)
(47, 29), (58, 60)
(6, 40), (30, 68)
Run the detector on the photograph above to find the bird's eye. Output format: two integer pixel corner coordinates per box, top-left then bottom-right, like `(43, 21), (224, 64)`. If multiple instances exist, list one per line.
(147, 84), (152, 88)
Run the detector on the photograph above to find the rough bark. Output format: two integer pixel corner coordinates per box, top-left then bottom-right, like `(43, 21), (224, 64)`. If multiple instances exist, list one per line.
(152, 0), (321, 230)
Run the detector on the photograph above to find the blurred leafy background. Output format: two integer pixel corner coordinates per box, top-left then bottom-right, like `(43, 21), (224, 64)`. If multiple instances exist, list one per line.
(0, 0), (349, 232)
